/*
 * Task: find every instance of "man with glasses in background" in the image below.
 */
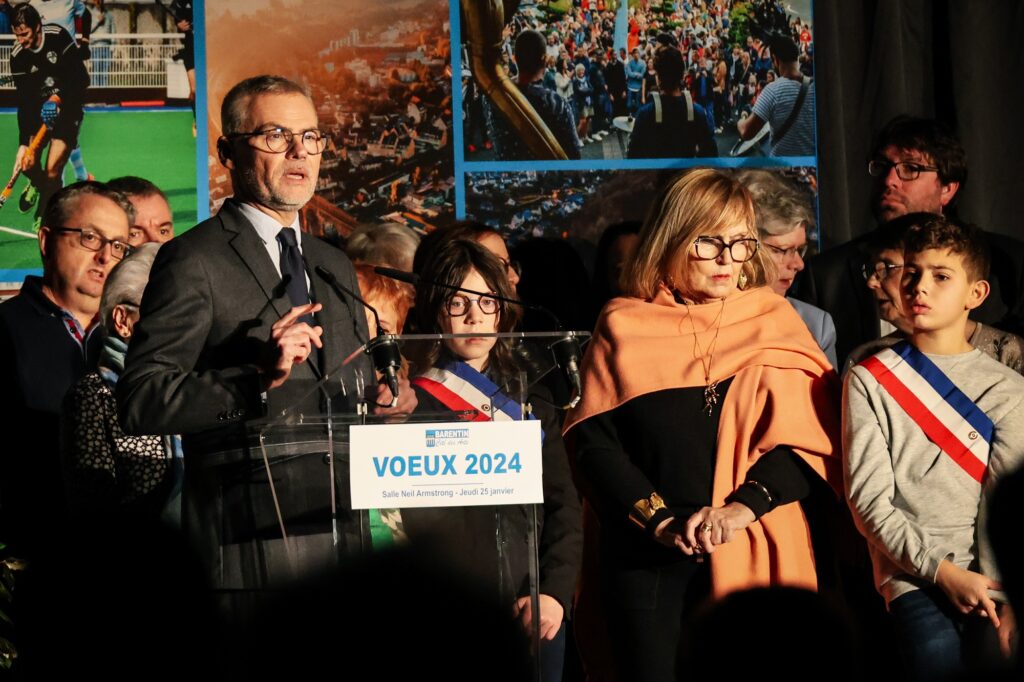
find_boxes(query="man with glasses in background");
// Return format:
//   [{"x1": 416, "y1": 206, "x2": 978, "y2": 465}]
[
  {"x1": 793, "y1": 115, "x2": 1024, "y2": 368},
  {"x1": 0, "y1": 181, "x2": 132, "y2": 559},
  {"x1": 118, "y1": 76, "x2": 413, "y2": 620}
]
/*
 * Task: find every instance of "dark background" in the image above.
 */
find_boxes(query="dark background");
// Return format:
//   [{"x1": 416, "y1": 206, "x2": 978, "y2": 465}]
[{"x1": 815, "y1": 0, "x2": 1024, "y2": 246}]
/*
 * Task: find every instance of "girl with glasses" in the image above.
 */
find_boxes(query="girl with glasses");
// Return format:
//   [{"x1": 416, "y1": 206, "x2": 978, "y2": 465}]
[{"x1": 405, "y1": 239, "x2": 582, "y2": 682}]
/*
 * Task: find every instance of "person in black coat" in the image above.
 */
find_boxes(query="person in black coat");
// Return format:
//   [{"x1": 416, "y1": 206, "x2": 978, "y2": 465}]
[
  {"x1": 604, "y1": 47, "x2": 628, "y2": 118},
  {"x1": 117, "y1": 76, "x2": 413, "y2": 615},
  {"x1": 405, "y1": 238, "x2": 582, "y2": 682}
]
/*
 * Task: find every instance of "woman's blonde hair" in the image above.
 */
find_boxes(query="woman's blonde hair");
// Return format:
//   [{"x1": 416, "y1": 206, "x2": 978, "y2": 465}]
[{"x1": 621, "y1": 168, "x2": 774, "y2": 299}]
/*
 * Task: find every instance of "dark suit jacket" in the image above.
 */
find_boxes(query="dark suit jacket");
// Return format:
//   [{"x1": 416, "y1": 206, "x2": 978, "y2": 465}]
[
  {"x1": 793, "y1": 228, "x2": 1024, "y2": 369},
  {"x1": 118, "y1": 200, "x2": 372, "y2": 590}
]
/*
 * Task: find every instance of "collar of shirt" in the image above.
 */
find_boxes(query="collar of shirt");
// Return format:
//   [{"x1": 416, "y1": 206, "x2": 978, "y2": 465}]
[
  {"x1": 20, "y1": 275, "x2": 98, "y2": 354},
  {"x1": 236, "y1": 201, "x2": 305, "y2": 281},
  {"x1": 58, "y1": 308, "x2": 101, "y2": 357}
]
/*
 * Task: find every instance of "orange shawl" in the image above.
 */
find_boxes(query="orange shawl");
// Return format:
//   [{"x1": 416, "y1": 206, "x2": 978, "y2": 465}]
[{"x1": 565, "y1": 285, "x2": 842, "y2": 596}]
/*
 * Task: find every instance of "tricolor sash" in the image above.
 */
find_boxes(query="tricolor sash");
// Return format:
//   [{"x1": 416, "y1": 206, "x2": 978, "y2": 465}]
[
  {"x1": 859, "y1": 341, "x2": 993, "y2": 483},
  {"x1": 412, "y1": 361, "x2": 541, "y2": 435}
]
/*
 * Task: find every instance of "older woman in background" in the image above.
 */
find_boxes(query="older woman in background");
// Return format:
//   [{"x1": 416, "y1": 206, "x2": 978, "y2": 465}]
[
  {"x1": 566, "y1": 169, "x2": 840, "y2": 682},
  {"x1": 735, "y1": 168, "x2": 837, "y2": 367},
  {"x1": 61, "y1": 243, "x2": 181, "y2": 521}
]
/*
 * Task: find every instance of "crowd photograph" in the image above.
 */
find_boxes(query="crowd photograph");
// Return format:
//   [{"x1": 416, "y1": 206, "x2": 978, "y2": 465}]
[
  {"x1": 1, "y1": 1, "x2": 1023, "y2": 681},
  {"x1": 461, "y1": 0, "x2": 815, "y2": 161}
]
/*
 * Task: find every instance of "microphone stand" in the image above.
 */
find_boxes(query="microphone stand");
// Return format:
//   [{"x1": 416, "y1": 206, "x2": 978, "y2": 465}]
[{"x1": 315, "y1": 265, "x2": 402, "y2": 408}]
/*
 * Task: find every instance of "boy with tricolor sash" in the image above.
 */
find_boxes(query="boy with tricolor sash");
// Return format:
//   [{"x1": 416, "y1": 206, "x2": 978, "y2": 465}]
[{"x1": 843, "y1": 215, "x2": 1024, "y2": 679}]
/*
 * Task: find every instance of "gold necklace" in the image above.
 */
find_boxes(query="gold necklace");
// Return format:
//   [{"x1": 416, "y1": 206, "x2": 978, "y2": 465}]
[{"x1": 684, "y1": 298, "x2": 726, "y2": 415}]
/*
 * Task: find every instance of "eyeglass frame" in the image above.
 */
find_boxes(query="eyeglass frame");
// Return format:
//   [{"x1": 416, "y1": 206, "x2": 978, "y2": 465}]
[
  {"x1": 867, "y1": 158, "x2": 940, "y2": 182},
  {"x1": 762, "y1": 241, "x2": 809, "y2": 260},
  {"x1": 50, "y1": 227, "x2": 132, "y2": 260},
  {"x1": 862, "y1": 260, "x2": 904, "y2": 281},
  {"x1": 692, "y1": 235, "x2": 760, "y2": 262},
  {"x1": 224, "y1": 126, "x2": 328, "y2": 155},
  {"x1": 445, "y1": 293, "x2": 501, "y2": 317}
]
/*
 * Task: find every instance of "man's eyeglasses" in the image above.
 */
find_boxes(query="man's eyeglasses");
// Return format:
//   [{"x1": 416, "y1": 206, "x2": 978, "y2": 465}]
[
  {"x1": 867, "y1": 159, "x2": 940, "y2": 182},
  {"x1": 226, "y1": 127, "x2": 328, "y2": 155},
  {"x1": 693, "y1": 236, "x2": 759, "y2": 262},
  {"x1": 53, "y1": 227, "x2": 131, "y2": 260},
  {"x1": 862, "y1": 261, "x2": 904, "y2": 281},
  {"x1": 445, "y1": 294, "x2": 500, "y2": 317},
  {"x1": 762, "y1": 242, "x2": 809, "y2": 260}
]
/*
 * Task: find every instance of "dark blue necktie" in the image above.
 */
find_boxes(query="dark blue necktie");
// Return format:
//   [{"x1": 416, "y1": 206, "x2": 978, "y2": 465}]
[{"x1": 276, "y1": 227, "x2": 314, "y2": 325}]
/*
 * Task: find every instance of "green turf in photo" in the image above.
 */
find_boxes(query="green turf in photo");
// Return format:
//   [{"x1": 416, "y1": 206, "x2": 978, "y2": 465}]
[{"x1": 0, "y1": 109, "x2": 197, "y2": 277}]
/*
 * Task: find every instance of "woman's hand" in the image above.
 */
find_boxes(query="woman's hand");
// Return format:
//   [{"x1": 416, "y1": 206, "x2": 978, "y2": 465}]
[
  {"x1": 683, "y1": 502, "x2": 756, "y2": 554},
  {"x1": 935, "y1": 560, "x2": 1001, "y2": 626},
  {"x1": 513, "y1": 594, "x2": 564, "y2": 641},
  {"x1": 653, "y1": 516, "x2": 691, "y2": 553}
]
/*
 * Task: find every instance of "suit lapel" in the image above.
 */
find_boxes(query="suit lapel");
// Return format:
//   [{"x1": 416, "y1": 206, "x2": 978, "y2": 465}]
[
  {"x1": 305, "y1": 236, "x2": 348, "y2": 377},
  {"x1": 221, "y1": 202, "x2": 293, "y2": 322}
]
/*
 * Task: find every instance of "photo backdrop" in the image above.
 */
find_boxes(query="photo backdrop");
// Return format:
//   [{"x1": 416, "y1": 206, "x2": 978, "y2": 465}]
[{"x1": 0, "y1": 0, "x2": 818, "y2": 288}]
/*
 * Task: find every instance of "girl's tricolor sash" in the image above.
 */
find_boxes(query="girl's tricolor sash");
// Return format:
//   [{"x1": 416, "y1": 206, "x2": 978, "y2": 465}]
[
  {"x1": 859, "y1": 341, "x2": 993, "y2": 483},
  {"x1": 412, "y1": 361, "x2": 539, "y2": 432}
]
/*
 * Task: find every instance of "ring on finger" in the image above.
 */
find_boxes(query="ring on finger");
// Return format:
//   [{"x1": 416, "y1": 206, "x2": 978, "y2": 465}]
[{"x1": 700, "y1": 521, "x2": 714, "y2": 534}]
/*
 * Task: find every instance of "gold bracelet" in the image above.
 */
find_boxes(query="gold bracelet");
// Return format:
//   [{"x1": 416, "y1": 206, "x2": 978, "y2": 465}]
[
  {"x1": 746, "y1": 479, "x2": 774, "y2": 506},
  {"x1": 629, "y1": 492, "x2": 667, "y2": 529}
]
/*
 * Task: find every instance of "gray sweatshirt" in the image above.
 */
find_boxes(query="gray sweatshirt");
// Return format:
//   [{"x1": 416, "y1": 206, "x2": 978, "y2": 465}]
[{"x1": 843, "y1": 347, "x2": 1024, "y2": 605}]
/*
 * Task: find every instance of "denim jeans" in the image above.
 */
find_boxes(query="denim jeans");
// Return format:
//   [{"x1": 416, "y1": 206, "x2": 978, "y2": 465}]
[
  {"x1": 626, "y1": 88, "x2": 641, "y2": 114},
  {"x1": 889, "y1": 587, "x2": 964, "y2": 681},
  {"x1": 538, "y1": 622, "x2": 566, "y2": 682}
]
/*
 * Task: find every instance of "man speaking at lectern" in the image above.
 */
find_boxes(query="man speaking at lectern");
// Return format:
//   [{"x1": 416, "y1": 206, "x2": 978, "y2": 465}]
[{"x1": 119, "y1": 75, "x2": 411, "y2": 609}]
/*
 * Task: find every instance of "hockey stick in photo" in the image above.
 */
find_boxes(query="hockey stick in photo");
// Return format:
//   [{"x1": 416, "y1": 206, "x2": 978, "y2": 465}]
[{"x1": 0, "y1": 122, "x2": 50, "y2": 210}]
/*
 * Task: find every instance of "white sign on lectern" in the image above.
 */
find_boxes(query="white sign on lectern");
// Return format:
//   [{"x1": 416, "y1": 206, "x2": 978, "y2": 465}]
[{"x1": 349, "y1": 420, "x2": 544, "y2": 509}]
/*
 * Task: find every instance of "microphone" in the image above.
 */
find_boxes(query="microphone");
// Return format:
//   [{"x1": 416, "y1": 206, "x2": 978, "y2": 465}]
[
  {"x1": 315, "y1": 265, "x2": 401, "y2": 407},
  {"x1": 373, "y1": 266, "x2": 585, "y2": 408},
  {"x1": 373, "y1": 266, "x2": 418, "y2": 285}
]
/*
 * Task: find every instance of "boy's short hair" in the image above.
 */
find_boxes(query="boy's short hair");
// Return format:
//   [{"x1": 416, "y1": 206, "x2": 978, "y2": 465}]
[
  {"x1": 902, "y1": 213, "x2": 990, "y2": 281},
  {"x1": 866, "y1": 211, "x2": 929, "y2": 259}
]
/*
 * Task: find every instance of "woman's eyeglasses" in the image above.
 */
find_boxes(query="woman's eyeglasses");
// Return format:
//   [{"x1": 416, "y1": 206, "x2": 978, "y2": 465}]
[{"x1": 692, "y1": 236, "x2": 759, "y2": 262}]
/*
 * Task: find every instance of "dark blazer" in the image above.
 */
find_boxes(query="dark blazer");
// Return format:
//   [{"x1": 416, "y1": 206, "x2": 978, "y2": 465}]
[
  {"x1": 118, "y1": 200, "x2": 372, "y2": 590},
  {"x1": 793, "y1": 228, "x2": 1024, "y2": 369}
]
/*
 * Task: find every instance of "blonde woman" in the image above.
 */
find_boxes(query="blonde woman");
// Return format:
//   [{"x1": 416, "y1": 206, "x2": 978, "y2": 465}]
[{"x1": 565, "y1": 169, "x2": 841, "y2": 681}]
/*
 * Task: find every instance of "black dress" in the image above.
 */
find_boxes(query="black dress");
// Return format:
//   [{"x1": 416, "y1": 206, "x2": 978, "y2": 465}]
[{"x1": 572, "y1": 377, "x2": 815, "y2": 682}]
